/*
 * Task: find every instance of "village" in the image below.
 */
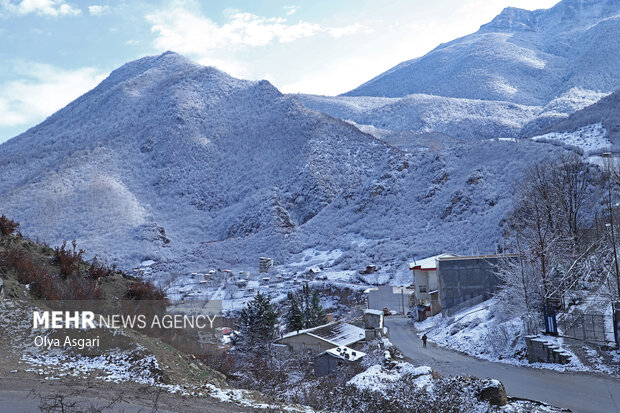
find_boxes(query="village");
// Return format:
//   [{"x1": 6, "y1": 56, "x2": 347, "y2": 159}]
[{"x1": 137, "y1": 250, "x2": 620, "y2": 378}]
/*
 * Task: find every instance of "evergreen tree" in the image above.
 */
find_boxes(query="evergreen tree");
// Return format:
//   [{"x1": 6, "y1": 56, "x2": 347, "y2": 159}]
[
  {"x1": 302, "y1": 283, "x2": 312, "y2": 327},
  {"x1": 285, "y1": 283, "x2": 326, "y2": 331},
  {"x1": 286, "y1": 291, "x2": 305, "y2": 332},
  {"x1": 309, "y1": 288, "x2": 326, "y2": 327},
  {"x1": 235, "y1": 292, "x2": 278, "y2": 353}
]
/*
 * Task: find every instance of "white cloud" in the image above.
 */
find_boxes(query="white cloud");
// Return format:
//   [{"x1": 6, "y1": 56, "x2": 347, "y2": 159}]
[
  {"x1": 0, "y1": 62, "x2": 105, "y2": 128},
  {"x1": 327, "y1": 23, "x2": 369, "y2": 38},
  {"x1": 283, "y1": 5, "x2": 298, "y2": 16},
  {"x1": 88, "y1": 4, "x2": 109, "y2": 16},
  {"x1": 146, "y1": 6, "x2": 364, "y2": 52},
  {"x1": 0, "y1": 0, "x2": 81, "y2": 17}
]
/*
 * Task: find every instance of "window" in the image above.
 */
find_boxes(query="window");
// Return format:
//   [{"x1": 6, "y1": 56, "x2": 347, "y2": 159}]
[{"x1": 419, "y1": 285, "x2": 427, "y2": 293}]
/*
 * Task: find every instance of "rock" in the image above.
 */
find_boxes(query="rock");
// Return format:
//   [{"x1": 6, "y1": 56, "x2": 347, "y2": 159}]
[{"x1": 478, "y1": 379, "x2": 507, "y2": 406}]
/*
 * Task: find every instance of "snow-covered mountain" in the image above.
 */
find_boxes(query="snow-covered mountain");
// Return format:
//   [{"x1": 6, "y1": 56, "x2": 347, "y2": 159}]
[
  {"x1": 346, "y1": 0, "x2": 620, "y2": 104},
  {"x1": 0, "y1": 52, "x2": 395, "y2": 265},
  {"x1": 0, "y1": 52, "x2": 571, "y2": 277},
  {"x1": 299, "y1": 0, "x2": 620, "y2": 141}
]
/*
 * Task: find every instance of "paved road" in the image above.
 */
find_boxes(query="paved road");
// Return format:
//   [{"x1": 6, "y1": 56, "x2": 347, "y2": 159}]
[{"x1": 385, "y1": 316, "x2": 620, "y2": 413}]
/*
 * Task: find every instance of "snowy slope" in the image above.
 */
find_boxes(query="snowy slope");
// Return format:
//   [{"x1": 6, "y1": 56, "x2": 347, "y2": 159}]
[
  {"x1": 536, "y1": 88, "x2": 620, "y2": 151},
  {"x1": 345, "y1": 0, "x2": 620, "y2": 105},
  {"x1": 0, "y1": 52, "x2": 395, "y2": 266},
  {"x1": 0, "y1": 52, "x2": 572, "y2": 281},
  {"x1": 168, "y1": 138, "x2": 568, "y2": 279},
  {"x1": 296, "y1": 0, "x2": 620, "y2": 141},
  {"x1": 296, "y1": 93, "x2": 542, "y2": 141},
  {"x1": 533, "y1": 122, "x2": 612, "y2": 153}
]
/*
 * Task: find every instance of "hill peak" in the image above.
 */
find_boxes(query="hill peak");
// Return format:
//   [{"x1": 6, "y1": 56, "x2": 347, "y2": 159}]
[{"x1": 479, "y1": 7, "x2": 537, "y2": 32}]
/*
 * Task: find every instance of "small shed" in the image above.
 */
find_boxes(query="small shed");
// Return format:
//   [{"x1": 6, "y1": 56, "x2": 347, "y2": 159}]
[
  {"x1": 305, "y1": 266, "x2": 322, "y2": 279},
  {"x1": 314, "y1": 346, "x2": 365, "y2": 377},
  {"x1": 364, "y1": 309, "x2": 384, "y2": 329},
  {"x1": 364, "y1": 309, "x2": 388, "y2": 340}
]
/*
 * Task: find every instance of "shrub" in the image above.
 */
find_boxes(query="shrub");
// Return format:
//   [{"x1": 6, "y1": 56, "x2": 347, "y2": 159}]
[
  {"x1": 67, "y1": 275, "x2": 103, "y2": 300},
  {"x1": 87, "y1": 257, "x2": 112, "y2": 280},
  {"x1": 124, "y1": 280, "x2": 165, "y2": 300},
  {"x1": 1, "y1": 247, "x2": 102, "y2": 300},
  {"x1": 0, "y1": 215, "x2": 19, "y2": 236},
  {"x1": 53, "y1": 240, "x2": 84, "y2": 277},
  {"x1": 0, "y1": 248, "x2": 57, "y2": 300}
]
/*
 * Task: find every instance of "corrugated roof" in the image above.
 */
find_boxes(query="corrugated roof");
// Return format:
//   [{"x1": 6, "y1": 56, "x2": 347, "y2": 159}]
[
  {"x1": 308, "y1": 322, "x2": 365, "y2": 347},
  {"x1": 324, "y1": 346, "x2": 365, "y2": 361},
  {"x1": 280, "y1": 322, "x2": 365, "y2": 347},
  {"x1": 436, "y1": 254, "x2": 518, "y2": 261}
]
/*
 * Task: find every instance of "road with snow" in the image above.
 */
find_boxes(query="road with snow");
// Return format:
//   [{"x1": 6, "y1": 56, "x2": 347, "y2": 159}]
[{"x1": 385, "y1": 316, "x2": 620, "y2": 413}]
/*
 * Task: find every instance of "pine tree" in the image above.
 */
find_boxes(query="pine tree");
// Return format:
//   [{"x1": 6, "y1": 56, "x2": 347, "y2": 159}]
[
  {"x1": 235, "y1": 292, "x2": 278, "y2": 353},
  {"x1": 286, "y1": 291, "x2": 304, "y2": 332},
  {"x1": 285, "y1": 283, "x2": 326, "y2": 332},
  {"x1": 309, "y1": 288, "x2": 326, "y2": 327}
]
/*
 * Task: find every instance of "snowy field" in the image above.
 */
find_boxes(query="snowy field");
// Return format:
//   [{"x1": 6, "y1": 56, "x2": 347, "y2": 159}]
[{"x1": 533, "y1": 123, "x2": 612, "y2": 153}]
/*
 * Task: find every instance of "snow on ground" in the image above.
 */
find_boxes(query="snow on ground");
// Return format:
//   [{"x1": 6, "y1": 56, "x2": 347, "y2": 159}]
[
  {"x1": 416, "y1": 297, "x2": 618, "y2": 375},
  {"x1": 533, "y1": 123, "x2": 611, "y2": 152},
  {"x1": 347, "y1": 363, "x2": 434, "y2": 393},
  {"x1": 22, "y1": 349, "x2": 163, "y2": 384}
]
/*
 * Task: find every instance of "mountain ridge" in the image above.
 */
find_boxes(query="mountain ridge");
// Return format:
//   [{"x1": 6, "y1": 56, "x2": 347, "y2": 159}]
[
  {"x1": 0, "y1": 52, "x2": 572, "y2": 278},
  {"x1": 344, "y1": 0, "x2": 620, "y2": 106}
]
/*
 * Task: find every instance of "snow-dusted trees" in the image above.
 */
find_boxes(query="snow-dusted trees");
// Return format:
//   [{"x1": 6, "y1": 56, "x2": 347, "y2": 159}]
[
  {"x1": 286, "y1": 283, "x2": 326, "y2": 332},
  {"x1": 499, "y1": 154, "x2": 601, "y2": 326},
  {"x1": 235, "y1": 292, "x2": 278, "y2": 354}
]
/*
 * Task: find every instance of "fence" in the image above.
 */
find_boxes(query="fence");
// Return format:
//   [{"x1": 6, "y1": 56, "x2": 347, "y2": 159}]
[{"x1": 557, "y1": 313, "x2": 613, "y2": 346}]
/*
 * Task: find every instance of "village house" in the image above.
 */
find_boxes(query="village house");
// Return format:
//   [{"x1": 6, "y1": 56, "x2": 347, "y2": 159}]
[
  {"x1": 410, "y1": 253, "x2": 517, "y2": 320},
  {"x1": 259, "y1": 257, "x2": 273, "y2": 273},
  {"x1": 276, "y1": 321, "x2": 365, "y2": 354},
  {"x1": 409, "y1": 253, "x2": 458, "y2": 319},
  {"x1": 314, "y1": 346, "x2": 366, "y2": 377}
]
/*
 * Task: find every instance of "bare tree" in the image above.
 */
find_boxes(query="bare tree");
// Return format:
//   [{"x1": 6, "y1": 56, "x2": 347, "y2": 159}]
[{"x1": 29, "y1": 389, "x2": 124, "y2": 413}]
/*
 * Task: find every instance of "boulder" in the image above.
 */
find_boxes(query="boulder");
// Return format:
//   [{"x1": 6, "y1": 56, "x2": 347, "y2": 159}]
[{"x1": 478, "y1": 379, "x2": 507, "y2": 406}]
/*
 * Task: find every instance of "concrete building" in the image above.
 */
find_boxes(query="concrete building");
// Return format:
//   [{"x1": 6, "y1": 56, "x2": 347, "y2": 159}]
[
  {"x1": 259, "y1": 257, "x2": 273, "y2": 273},
  {"x1": 410, "y1": 254, "x2": 516, "y2": 319},
  {"x1": 409, "y1": 253, "x2": 457, "y2": 319},
  {"x1": 438, "y1": 255, "x2": 516, "y2": 314},
  {"x1": 314, "y1": 346, "x2": 365, "y2": 377},
  {"x1": 276, "y1": 322, "x2": 365, "y2": 354},
  {"x1": 366, "y1": 285, "x2": 414, "y2": 315}
]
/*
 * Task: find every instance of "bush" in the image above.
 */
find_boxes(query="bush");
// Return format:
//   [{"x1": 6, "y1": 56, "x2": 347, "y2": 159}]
[
  {"x1": 124, "y1": 280, "x2": 165, "y2": 300},
  {"x1": 1, "y1": 248, "x2": 57, "y2": 299},
  {"x1": 0, "y1": 215, "x2": 19, "y2": 236},
  {"x1": 53, "y1": 240, "x2": 84, "y2": 277},
  {"x1": 87, "y1": 257, "x2": 112, "y2": 280},
  {"x1": 1, "y1": 247, "x2": 102, "y2": 300}
]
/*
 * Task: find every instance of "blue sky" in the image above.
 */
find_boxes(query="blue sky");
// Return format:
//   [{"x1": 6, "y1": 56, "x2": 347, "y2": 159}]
[{"x1": 0, "y1": 0, "x2": 560, "y2": 142}]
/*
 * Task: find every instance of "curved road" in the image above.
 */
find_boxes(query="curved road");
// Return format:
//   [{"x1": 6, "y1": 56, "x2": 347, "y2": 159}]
[{"x1": 385, "y1": 316, "x2": 620, "y2": 413}]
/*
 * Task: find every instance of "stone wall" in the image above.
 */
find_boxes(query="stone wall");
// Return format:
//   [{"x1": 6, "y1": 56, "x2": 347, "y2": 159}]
[{"x1": 525, "y1": 336, "x2": 571, "y2": 364}]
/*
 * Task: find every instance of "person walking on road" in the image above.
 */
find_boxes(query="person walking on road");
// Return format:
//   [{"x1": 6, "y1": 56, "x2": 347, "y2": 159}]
[{"x1": 422, "y1": 333, "x2": 428, "y2": 348}]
